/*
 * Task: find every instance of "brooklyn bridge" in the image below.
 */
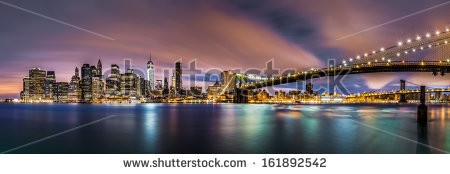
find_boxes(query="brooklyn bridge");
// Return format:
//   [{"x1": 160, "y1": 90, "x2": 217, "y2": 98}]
[{"x1": 228, "y1": 27, "x2": 450, "y2": 103}]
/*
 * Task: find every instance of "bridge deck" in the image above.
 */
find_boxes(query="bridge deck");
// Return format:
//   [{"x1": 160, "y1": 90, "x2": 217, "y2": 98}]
[{"x1": 242, "y1": 61, "x2": 450, "y2": 90}]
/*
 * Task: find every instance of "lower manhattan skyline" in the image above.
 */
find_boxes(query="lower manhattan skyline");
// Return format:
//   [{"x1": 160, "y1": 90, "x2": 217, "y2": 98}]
[{"x1": 2, "y1": 0, "x2": 450, "y2": 99}]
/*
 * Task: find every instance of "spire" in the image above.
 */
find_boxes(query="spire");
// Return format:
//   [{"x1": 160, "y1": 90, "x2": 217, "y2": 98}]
[
  {"x1": 214, "y1": 80, "x2": 220, "y2": 86},
  {"x1": 75, "y1": 67, "x2": 79, "y2": 77},
  {"x1": 147, "y1": 52, "x2": 153, "y2": 65}
]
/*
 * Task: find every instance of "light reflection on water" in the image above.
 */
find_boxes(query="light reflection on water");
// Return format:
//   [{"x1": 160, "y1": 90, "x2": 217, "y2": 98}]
[{"x1": 0, "y1": 103, "x2": 449, "y2": 154}]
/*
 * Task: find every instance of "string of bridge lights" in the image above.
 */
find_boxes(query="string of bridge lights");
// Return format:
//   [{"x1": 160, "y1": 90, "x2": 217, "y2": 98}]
[
  {"x1": 339, "y1": 27, "x2": 450, "y2": 67},
  {"x1": 243, "y1": 27, "x2": 450, "y2": 87}
]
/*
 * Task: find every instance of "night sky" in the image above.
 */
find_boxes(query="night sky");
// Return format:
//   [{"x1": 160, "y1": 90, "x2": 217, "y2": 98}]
[{"x1": 1, "y1": 0, "x2": 450, "y2": 98}]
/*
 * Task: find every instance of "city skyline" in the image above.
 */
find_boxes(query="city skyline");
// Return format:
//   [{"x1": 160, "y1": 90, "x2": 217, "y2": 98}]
[{"x1": 2, "y1": 0, "x2": 450, "y2": 99}]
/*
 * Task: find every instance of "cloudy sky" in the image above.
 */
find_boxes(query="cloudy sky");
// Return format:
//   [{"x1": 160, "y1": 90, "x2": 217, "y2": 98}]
[{"x1": 0, "y1": 0, "x2": 450, "y2": 98}]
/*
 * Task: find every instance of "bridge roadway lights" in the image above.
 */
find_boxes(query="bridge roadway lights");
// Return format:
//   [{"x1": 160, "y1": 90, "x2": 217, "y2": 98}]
[{"x1": 417, "y1": 86, "x2": 428, "y2": 123}]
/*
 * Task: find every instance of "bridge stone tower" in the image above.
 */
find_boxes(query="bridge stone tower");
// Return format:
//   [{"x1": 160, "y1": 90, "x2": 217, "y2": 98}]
[
  {"x1": 399, "y1": 80, "x2": 407, "y2": 103},
  {"x1": 233, "y1": 73, "x2": 249, "y2": 103}
]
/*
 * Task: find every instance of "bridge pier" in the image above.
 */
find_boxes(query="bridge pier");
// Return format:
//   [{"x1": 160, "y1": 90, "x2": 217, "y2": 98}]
[
  {"x1": 399, "y1": 80, "x2": 407, "y2": 103},
  {"x1": 233, "y1": 88, "x2": 248, "y2": 103},
  {"x1": 417, "y1": 86, "x2": 428, "y2": 123}
]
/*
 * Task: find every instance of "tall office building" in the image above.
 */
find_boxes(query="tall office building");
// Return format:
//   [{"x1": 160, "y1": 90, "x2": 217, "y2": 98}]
[
  {"x1": 106, "y1": 64, "x2": 121, "y2": 97},
  {"x1": 28, "y1": 68, "x2": 46, "y2": 100},
  {"x1": 81, "y1": 64, "x2": 93, "y2": 102},
  {"x1": 44, "y1": 71, "x2": 56, "y2": 100},
  {"x1": 163, "y1": 77, "x2": 169, "y2": 97},
  {"x1": 54, "y1": 82, "x2": 69, "y2": 102},
  {"x1": 91, "y1": 60, "x2": 104, "y2": 100},
  {"x1": 120, "y1": 69, "x2": 140, "y2": 97},
  {"x1": 147, "y1": 54, "x2": 154, "y2": 91},
  {"x1": 171, "y1": 73, "x2": 176, "y2": 97},
  {"x1": 175, "y1": 61, "x2": 182, "y2": 93},
  {"x1": 90, "y1": 65, "x2": 98, "y2": 77},
  {"x1": 21, "y1": 76, "x2": 30, "y2": 101},
  {"x1": 68, "y1": 67, "x2": 81, "y2": 102},
  {"x1": 92, "y1": 76, "x2": 103, "y2": 100},
  {"x1": 97, "y1": 59, "x2": 102, "y2": 78},
  {"x1": 140, "y1": 77, "x2": 148, "y2": 97},
  {"x1": 111, "y1": 64, "x2": 120, "y2": 77}
]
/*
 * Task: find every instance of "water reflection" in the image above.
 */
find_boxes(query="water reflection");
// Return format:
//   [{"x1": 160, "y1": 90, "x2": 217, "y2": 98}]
[
  {"x1": 0, "y1": 103, "x2": 449, "y2": 153},
  {"x1": 416, "y1": 123, "x2": 430, "y2": 154}
]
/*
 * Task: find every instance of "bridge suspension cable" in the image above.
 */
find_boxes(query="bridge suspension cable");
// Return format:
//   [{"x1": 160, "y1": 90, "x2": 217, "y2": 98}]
[
  {"x1": 405, "y1": 80, "x2": 449, "y2": 91},
  {"x1": 405, "y1": 80, "x2": 421, "y2": 87}
]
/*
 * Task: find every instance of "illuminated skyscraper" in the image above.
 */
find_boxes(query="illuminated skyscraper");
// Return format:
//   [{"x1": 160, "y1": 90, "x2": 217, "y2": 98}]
[
  {"x1": 147, "y1": 54, "x2": 154, "y2": 91},
  {"x1": 28, "y1": 68, "x2": 46, "y2": 100},
  {"x1": 106, "y1": 64, "x2": 121, "y2": 97},
  {"x1": 91, "y1": 59, "x2": 104, "y2": 100},
  {"x1": 120, "y1": 69, "x2": 140, "y2": 97},
  {"x1": 68, "y1": 67, "x2": 81, "y2": 102},
  {"x1": 44, "y1": 71, "x2": 56, "y2": 100},
  {"x1": 140, "y1": 77, "x2": 148, "y2": 97},
  {"x1": 54, "y1": 82, "x2": 69, "y2": 102},
  {"x1": 92, "y1": 76, "x2": 103, "y2": 100},
  {"x1": 171, "y1": 73, "x2": 176, "y2": 97},
  {"x1": 111, "y1": 64, "x2": 120, "y2": 77},
  {"x1": 20, "y1": 76, "x2": 30, "y2": 101},
  {"x1": 97, "y1": 59, "x2": 102, "y2": 78},
  {"x1": 163, "y1": 77, "x2": 169, "y2": 97},
  {"x1": 81, "y1": 64, "x2": 93, "y2": 102}
]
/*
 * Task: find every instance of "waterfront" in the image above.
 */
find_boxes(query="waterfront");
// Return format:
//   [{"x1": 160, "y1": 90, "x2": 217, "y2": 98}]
[{"x1": 0, "y1": 103, "x2": 449, "y2": 154}]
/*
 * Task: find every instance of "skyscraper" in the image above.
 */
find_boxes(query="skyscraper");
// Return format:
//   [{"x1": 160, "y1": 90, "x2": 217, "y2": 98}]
[
  {"x1": 120, "y1": 69, "x2": 140, "y2": 97},
  {"x1": 91, "y1": 59, "x2": 104, "y2": 100},
  {"x1": 147, "y1": 54, "x2": 154, "y2": 92},
  {"x1": 171, "y1": 73, "x2": 176, "y2": 97},
  {"x1": 68, "y1": 67, "x2": 81, "y2": 102},
  {"x1": 21, "y1": 76, "x2": 30, "y2": 101},
  {"x1": 54, "y1": 82, "x2": 69, "y2": 102},
  {"x1": 175, "y1": 61, "x2": 182, "y2": 93},
  {"x1": 97, "y1": 59, "x2": 102, "y2": 78},
  {"x1": 106, "y1": 64, "x2": 121, "y2": 97},
  {"x1": 92, "y1": 76, "x2": 103, "y2": 100},
  {"x1": 140, "y1": 77, "x2": 148, "y2": 97},
  {"x1": 81, "y1": 64, "x2": 93, "y2": 102},
  {"x1": 44, "y1": 71, "x2": 56, "y2": 100},
  {"x1": 90, "y1": 65, "x2": 98, "y2": 77},
  {"x1": 28, "y1": 68, "x2": 46, "y2": 100},
  {"x1": 75, "y1": 67, "x2": 79, "y2": 77},
  {"x1": 163, "y1": 77, "x2": 169, "y2": 97},
  {"x1": 111, "y1": 64, "x2": 120, "y2": 77}
]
